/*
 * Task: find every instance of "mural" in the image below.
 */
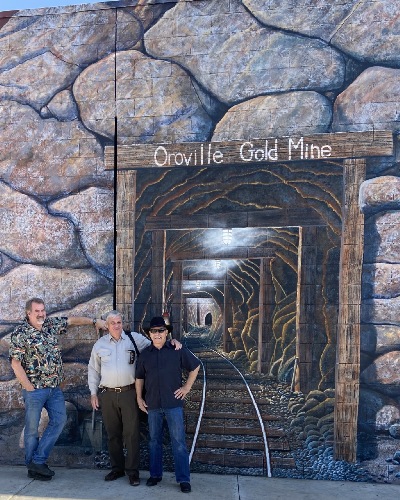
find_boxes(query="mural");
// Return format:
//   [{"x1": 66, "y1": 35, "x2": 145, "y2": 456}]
[{"x1": 0, "y1": 0, "x2": 400, "y2": 484}]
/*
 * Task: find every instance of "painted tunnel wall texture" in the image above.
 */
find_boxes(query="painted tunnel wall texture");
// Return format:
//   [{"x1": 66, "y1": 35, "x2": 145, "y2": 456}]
[{"x1": 0, "y1": 0, "x2": 400, "y2": 481}]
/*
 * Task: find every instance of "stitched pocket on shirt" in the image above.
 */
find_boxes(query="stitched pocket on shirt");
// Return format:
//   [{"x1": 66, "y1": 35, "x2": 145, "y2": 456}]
[{"x1": 98, "y1": 348, "x2": 112, "y2": 361}]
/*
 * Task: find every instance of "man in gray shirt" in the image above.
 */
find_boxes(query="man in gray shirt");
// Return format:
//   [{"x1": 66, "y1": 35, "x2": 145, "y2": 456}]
[{"x1": 88, "y1": 310, "x2": 180, "y2": 486}]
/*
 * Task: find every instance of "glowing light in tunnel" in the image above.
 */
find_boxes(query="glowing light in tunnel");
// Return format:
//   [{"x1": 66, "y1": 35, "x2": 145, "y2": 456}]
[{"x1": 222, "y1": 228, "x2": 232, "y2": 245}]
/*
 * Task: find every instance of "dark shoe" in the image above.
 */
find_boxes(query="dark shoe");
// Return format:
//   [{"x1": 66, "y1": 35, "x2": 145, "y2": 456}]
[
  {"x1": 128, "y1": 473, "x2": 140, "y2": 486},
  {"x1": 146, "y1": 476, "x2": 162, "y2": 486},
  {"x1": 180, "y1": 482, "x2": 191, "y2": 493},
  {"x1": 27, "y1": 462, "x2": 54, "y2": 478},
  {"x1": 28, "y1": 470, "x2": 52, "y2": 481},
  {"x1": 104, "y1": 470, "x2": 125, "y2": 481},
  {"x1": 43, "y1": 463, "x2": 55, "y2": 476}
]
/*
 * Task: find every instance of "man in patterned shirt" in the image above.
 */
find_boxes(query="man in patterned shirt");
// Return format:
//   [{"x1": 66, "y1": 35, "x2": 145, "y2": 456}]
[{"x1": 9, "y1": 297, "x2": 106, "y2": 481}]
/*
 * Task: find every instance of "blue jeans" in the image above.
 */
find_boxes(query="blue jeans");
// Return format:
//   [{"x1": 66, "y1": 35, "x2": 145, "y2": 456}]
[
  {"x1": 22, "y1": 387, "x2": 67, "y2": 465},
  {"x1": 148, "y1": 407, "x2": 190, "y2": 483}
]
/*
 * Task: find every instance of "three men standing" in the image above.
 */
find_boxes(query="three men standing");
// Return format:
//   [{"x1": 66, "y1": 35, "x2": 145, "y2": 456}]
[{"x1": 10, "y1": 301, "x2": 198, "y2": 491}]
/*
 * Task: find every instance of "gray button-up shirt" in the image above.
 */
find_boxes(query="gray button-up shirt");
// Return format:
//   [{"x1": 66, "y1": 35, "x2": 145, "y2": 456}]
[{"x1": 88, "y1": 331, "x2": 150, "y2": 395}]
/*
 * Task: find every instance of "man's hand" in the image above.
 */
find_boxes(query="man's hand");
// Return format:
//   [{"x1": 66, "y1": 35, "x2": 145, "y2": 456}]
[
  {"x1": 137, "y1": 396, "x2": 148, "y2": 414},
  {"x1": 95, "y1": 319, "x2": 107, "y2": 334},
  {"x1": 170, "y1": 338, "x2": 182, "y2": 350},
  {"x1": 174, "y1": 384, "x2": 191, "y2": 400},
  {"x1": 174, "y1": 365, "x2": 200, "y2": 399},
  {"x1": 11, "y1": 358, "x2": 35, "y2": 391},
  {"x1": 90, "y1": 394, "x2": 99, "y2": 410}
]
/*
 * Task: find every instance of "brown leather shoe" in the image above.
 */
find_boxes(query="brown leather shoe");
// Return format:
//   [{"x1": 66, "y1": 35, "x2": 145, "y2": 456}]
[
  {"x1": 128, "y1": 473, "x2": 140, "y2": 486},
  {"x1": 104, "y1": 470, "x2": 125, "y2": 481}
]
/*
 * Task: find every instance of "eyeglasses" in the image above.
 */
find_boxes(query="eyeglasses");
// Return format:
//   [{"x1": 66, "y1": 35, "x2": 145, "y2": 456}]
[{"x1": 149, "y1": 327, "x2": 167, "y2": 334}]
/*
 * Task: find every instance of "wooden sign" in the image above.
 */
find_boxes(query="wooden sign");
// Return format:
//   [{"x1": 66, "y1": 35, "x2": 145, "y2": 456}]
[{"x1": 104, "y1": 130, "x2": 393, "y2": 170}]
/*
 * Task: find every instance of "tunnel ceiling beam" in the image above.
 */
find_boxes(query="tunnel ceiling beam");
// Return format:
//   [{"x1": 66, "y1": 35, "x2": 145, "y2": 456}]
[
  {"x1": 145, "y1": 208, "x2": 326, "y2": 231},
  {"x1": 105, "y1": 130, "x2": 393, "y2": 170},
  {"x1": 170, "y1": 247, "x2": 276, "y2": 261}
]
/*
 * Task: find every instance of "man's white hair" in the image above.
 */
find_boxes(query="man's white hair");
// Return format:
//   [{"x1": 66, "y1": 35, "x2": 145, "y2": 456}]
[{"x1": 105, "y1": 310, "x2": 123, "y2": 322}]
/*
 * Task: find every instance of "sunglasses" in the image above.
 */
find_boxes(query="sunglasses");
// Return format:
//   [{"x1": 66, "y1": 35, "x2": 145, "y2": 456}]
[{"x1": 149, "y1": 327, "x2": 167, "y2": 334}]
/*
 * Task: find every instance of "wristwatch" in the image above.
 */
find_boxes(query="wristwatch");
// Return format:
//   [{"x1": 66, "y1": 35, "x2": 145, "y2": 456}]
[{"x1": 92, "y1": 318, "x2": 97, "y2": 326}]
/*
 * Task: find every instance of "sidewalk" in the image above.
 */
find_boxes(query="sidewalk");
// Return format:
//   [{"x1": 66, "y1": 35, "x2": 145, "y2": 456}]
[{"x1": 1, "y1": 466, "x2": 399, "y2": 500}]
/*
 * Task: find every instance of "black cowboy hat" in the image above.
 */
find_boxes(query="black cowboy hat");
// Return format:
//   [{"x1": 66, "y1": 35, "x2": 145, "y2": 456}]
[{"x1": 143, "y1": 316, "x2": 173, "y2": 334}]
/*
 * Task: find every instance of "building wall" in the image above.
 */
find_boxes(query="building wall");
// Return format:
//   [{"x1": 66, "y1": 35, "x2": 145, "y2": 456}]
[{"x1": 0, "y1": 0, "x2": 399, "y2": 479}]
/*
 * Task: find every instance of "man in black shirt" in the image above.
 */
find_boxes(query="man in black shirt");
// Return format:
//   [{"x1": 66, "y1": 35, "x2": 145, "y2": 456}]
[{"x1": 135, "y1": 317, "x2": 200, "y2": 493}]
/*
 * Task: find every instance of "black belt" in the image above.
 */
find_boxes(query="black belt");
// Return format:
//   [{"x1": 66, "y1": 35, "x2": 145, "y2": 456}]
[{"x1": 102, "y1": 384, "x2": 135, "y2": 393}]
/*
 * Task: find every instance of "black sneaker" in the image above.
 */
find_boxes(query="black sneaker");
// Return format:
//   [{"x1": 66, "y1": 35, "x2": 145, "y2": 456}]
[
  {"x1": 146, "y1": 476, "x2": 162, "y2": 486},
  {"x1": 43, "y1": 463, "x2": 55, "y2": 476},
  {"x1": 180, "y1": 482, "x2": 191, "y2": 493},
  {"x1": 28, "y1": 470, "x2": 52, "y2": 481},
  {"x1": 27, "y1": 462, "x2": 54, "y2": 477}
]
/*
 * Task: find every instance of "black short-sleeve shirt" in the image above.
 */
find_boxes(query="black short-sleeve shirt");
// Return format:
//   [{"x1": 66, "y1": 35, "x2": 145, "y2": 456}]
[{"x1": 135, "y1": 341, "x2": 200, "y2": 410}]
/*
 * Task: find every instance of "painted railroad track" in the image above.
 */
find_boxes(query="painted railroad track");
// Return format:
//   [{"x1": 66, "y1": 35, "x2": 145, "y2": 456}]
[{"x1": 184, "y1": 337, "x2": 296, "y2": 476}]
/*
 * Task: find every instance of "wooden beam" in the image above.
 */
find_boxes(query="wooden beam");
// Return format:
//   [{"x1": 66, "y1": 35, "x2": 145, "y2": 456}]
[
  {"x1": 171, "y1": 261, "x2": 183, "y2": 340},
  {"x1": 223, "y1": 281, "x2": 234, "y2": 352},
  {"x1": 150, "y1": 230, "x2": 166, "y2": 319},
  {"x1": 295, "y1": 226, "x2": 318, "y2": 393},
  {"x1": 116, "y1": 170, "x2": 136, "y2": 328},
  {"x1": 334, "y1": 158, "x2": 365, "y2": 463},
  {"x1": 182, "y1": 279, "x2": 226, "y2": 286},
  {"x1": 105, "y1": 131, "x2": 393, "y2": 169},
  {"x1": 170, "y1": 247, "x2": 276, "y2": 261},
  {"x1": 183, "y1": 272, "x2": 227, "y2": 281},
  {"x1": 258, "y1": 258, "x2": 275, "y2": 374},
  {"x1": 146, "y1": 208, "x2": 326, "y2": 231}
]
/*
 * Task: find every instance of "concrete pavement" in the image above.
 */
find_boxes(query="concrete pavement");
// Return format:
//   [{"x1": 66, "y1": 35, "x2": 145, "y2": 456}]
[{"x1": 0, "y1": 466, "x2": 399, "y2": 500}]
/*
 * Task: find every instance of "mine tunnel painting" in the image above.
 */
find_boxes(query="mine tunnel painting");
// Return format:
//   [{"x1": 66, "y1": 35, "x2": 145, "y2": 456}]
[{"x1": 112, "y1": 130, "x2": 398, "y2": 481}]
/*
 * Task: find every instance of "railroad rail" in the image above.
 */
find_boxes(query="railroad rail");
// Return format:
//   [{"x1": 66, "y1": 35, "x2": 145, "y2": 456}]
[{"x1": 184, "y1": 336, "x2": 296, "y2": 476}]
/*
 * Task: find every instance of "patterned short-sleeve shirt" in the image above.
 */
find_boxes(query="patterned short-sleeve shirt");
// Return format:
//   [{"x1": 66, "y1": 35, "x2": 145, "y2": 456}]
[{"x1": 9, "y1": 317, "x2": 68, "y2": 389}]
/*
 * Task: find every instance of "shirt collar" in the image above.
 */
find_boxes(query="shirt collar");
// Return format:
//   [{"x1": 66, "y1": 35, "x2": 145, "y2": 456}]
[
  {"x1": 107, "y1": 332, "x2": 125, "y2": 342},
  {"x1": 24, "y1": 318, "x2": 48, "y2": 332},
  {"x1": 149, "y1": 340, "x2": 173, "y2": 351}
]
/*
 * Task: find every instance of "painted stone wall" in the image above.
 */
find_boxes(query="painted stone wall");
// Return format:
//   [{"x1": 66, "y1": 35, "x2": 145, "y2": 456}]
[{"x1": 0, "y1": 0, "x2": 399, "y2": 480}]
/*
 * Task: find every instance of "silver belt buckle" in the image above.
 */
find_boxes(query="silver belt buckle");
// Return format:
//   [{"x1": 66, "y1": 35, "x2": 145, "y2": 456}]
[{"x1": 115, "y1": 387, "x2": 122, "y2": 392}]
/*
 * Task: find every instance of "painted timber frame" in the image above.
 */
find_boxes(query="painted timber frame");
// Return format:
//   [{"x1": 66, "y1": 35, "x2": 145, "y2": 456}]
[{"x1": 105, "y1": 130, "x2": 394, "y2": 463}]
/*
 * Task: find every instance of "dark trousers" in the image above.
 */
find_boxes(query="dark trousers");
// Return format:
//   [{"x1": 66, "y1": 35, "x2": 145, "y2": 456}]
[{"x1": 100, "y1": 388, "x2": 140, "y2": 475}]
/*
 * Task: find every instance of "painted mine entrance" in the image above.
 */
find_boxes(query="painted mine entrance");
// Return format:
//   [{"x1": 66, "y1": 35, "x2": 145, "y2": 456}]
[{"x1": 105, "y1": 130, "x2": 393, "y2": 468}]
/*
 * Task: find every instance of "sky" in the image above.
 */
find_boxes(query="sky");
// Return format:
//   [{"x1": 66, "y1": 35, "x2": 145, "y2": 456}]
[{"x1": 1, "y1": 0, "x2": 118, "y2": 11}]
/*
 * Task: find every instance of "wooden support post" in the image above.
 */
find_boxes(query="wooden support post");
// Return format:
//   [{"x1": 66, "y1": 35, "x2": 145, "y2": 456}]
[
  {"x1": 196, "y1": 300, "x2": 201, "y2": 326},
  {"x1": 295, "y1": 226, "x2": 318, "y2": 393},
  {"x1": 171, "y1": 261, "x2": 183, "y2": 340},
  {"x1": 116, "y1": 170, "x2": 136, "y2": 328},
  {"x1": 150, "y1": 230, "x2": 166, "y2": 319},
  {"x1": 257, "y1": 258, "x2": 274, "y2": 374},
  {"x1": 334, "y1": 158, "x2": 365, "y2": 462},
  {"x1": 183, "y1": 297, "x2": 188, "y2": 333},
  {"x1": 223, "y1": 280, "x2": 233, "y2": 352}
]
